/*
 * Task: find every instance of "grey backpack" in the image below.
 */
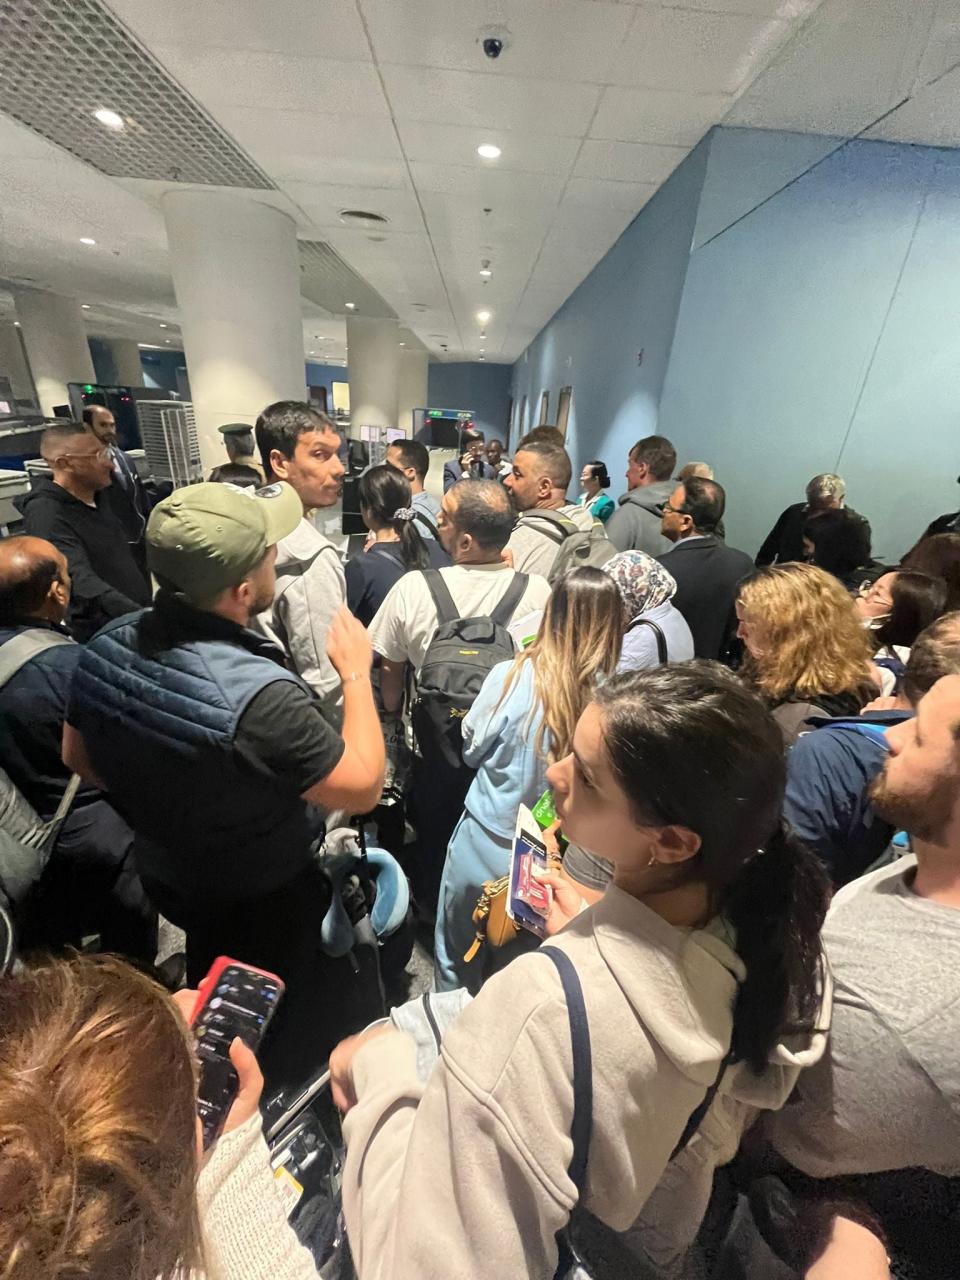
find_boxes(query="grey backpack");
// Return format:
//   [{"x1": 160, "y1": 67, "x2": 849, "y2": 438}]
[{"x1": 520, "y1": 510, "x2": 616, "y2": 584}]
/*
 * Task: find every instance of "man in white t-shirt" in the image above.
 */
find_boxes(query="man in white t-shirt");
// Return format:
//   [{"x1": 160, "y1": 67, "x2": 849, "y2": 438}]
[
  {"x1": 370, "y1": 479, "x2": 550, "y2": 910},
  {"x1": 503, "y1": 438, "x2": 595, "y2": 578}
]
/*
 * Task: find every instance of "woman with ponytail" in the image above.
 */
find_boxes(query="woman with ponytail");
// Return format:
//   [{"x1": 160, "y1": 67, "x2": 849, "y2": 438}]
[
  {"x1": 330, "y1": 663, "x2": 830, "y2": 1280},
  {"x1": 345, "y1": 464, "x2": 448, "y2": 625}
]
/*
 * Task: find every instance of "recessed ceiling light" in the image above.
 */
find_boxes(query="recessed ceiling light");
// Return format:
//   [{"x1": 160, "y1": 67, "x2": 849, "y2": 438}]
[
  {"x1": 479, "y1": 267, "x2": 492, "y2": 278},
  {"x1": 81, "y1": 303, "x2": 91, "y2": 310},
  {"x1": 13, "y1": 321, "x2": 21, "y2": 328},
  {"x1": 93, "y1": 108, "x2": 125, "y2": 131},
  {"x1": 80, "y1": 237, "x2": 96, "y2": 246},
  {"x1": 399, "y1": 342, "x2": 406, "y2": 347},
  {"x1": 345, "y1": 302, "x2": 356, "y2": 310},
  {"x1": 478, "y1": 355, "x2": 486, "y2": 361},
  {"x1": 480, "y1": 331, "x2": 487, "y2": 339},
  {"x1": 477, "y1": 144, "x2": 501, "y2": 160},
  {"x1": 159, "y1": 323, "x2": 168, "y2": 329},
  {"x1": 476, "y1": 310, "x2": 491, "y2": 324},
  {"x1": 309, "y1": 350, "x2": 316, "y2": 355},
  {"x1": 164, "y1": 339, "x2": 172, "y2": 345}
]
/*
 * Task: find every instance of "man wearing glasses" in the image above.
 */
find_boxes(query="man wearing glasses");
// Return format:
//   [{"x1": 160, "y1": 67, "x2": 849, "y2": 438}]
[{"x1": 18, "y1": 423, "x2": 151, "y2": 641}]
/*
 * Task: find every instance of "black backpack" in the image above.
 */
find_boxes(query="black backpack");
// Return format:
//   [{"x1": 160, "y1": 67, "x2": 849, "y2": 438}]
[{"x1": 412, "y1": 568, "x2": 529, "y2": 773}]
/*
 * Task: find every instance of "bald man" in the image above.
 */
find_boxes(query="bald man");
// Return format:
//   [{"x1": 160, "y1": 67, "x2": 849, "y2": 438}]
[
  {"x1": 83, "y1": 405, "x2": 150, "y2": 574},
  {"x1": 18, "y1": 423, "x2": 150, "y2": 641},
  {"x1": 0, "y1": 535, "x2": 154, "y2": 959}
]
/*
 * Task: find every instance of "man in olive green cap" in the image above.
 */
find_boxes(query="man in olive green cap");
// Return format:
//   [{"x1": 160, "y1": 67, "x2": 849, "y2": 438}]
[{"x1": 64, "y1": 480, "x2": 386, "y2": 1087}]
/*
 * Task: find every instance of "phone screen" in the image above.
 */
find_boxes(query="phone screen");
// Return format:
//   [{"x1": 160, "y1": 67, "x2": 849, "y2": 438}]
[{"x1": 193, "y1": 961, "x2": 283, "y2": 1148}]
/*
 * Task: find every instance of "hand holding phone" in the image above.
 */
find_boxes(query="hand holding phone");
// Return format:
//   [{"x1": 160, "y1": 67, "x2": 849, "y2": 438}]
[{"x1": 189, "y1": 957, "x2": 284, "y2": 1149}]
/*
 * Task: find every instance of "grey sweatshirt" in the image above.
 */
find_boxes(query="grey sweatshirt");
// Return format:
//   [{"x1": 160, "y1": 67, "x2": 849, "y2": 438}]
[
  {"x1": 341, "y1": 885, "x2": 829, "y2": 1278},
  {"x1": 605, "y1": 480, "x2": 675, "y2": 556}
]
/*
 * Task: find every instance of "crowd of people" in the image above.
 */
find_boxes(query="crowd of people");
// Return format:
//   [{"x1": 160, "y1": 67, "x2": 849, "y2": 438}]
[{"x1": 1, "y1": 402, "x2": 959, "y2": 1279}]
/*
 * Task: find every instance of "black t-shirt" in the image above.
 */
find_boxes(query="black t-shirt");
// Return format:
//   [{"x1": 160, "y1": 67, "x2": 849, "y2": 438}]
[
  {"x1": 345, "y1": 540, "x2": 450, "y2": 627},
  {"x1": 234, "y1": 679, "x2": 344, "y2": 794}
]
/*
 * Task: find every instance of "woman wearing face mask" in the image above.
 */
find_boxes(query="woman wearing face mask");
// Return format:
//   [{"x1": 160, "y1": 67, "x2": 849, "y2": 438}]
[
  {"x1": 330, "y1": 663, "x2": 829, "y2": 1280},
  {"x1": 577, "y1": 460, "x2": 616, "y2": 524},
  {"x1": 602, "y1": 549, "x2": 695, "y2": 671},
  {"x1": 855, "y1": 569, "x2": 947, "y2": 695}
]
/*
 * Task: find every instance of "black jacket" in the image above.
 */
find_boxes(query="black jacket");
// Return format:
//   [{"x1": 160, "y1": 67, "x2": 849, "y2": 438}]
[
  {"x1": 657, "y1": 535, "x2": 754, "y2": 660},
  {"x1": 100, "y1": 446, "x2": 150, "y2": 571},
  {"x1": 17, "y1": 480, "x2": 151, "y2": 642}
]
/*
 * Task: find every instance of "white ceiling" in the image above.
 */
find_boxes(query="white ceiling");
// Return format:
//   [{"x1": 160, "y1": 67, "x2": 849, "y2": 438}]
[{"x1": 1, "y1": 0, "x2": 958, "y2": 367}]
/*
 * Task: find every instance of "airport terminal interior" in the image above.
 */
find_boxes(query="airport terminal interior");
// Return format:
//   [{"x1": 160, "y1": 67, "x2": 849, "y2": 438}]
[{"x1": 1, "y1": 1, "x2": 960, "y2": 1278}]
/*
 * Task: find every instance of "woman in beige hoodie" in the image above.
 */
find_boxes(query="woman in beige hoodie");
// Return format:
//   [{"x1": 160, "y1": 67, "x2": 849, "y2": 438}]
[{"x1": 331, "y1": 663, "x2": 831, "y2": 1278}]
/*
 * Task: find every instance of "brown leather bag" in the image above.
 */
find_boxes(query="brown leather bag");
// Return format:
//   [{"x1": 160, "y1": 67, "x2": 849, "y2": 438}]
[{"x1": 463, "y1": 875, "x2": 517, "y2": 963}]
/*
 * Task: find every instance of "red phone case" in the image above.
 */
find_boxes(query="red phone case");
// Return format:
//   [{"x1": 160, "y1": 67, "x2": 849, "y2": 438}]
[{"x1": 189, "y1": 955, "x2": 285, "y2": 1025}]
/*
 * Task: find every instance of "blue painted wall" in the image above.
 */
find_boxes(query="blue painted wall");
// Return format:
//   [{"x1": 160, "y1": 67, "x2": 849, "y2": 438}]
[
  {"x1": 510, "y1": 136, "x2": 710, "y2": 486},
  {"x1": 427, "y1": 361, "x2": 512, "y2": 440},
  {"x1": 305, "y1": 360, "x2": 348, "y2": 404},
  {"x1": 140, "y1": 350, "x2": 187, "y2": 394},
  {"x1": 659, "y1": 129, "x2": 960, "y2": 561}
]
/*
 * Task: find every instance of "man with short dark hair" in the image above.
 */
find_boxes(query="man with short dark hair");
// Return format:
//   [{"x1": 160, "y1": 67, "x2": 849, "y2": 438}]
[
  {"x1": 443, "y1": 429, "x2": 496, "y2": 492},
  {"x1": 769, "y1": 672, "x2": 960, "y2": 1274},
  {"x1": 386, "y1": 438, "x2": 441, "y2": 539},
  {"x1": 503, "y1": 438, "x2": 595, "y2": 577},
  {"x1": 83, "y1": 405, "x2": 150, "y2": 575},
  {"x1": 657, "y1": 477, "x2": 753, "y2": 659},
  {"x1": 254, "y1": 400, "x2": 346, "y2": 717},
  {"x1": 0, "y1": 535, "x2": 155, "y2": 959},
  {"x1": 64, "y1": 482, "x2": 385, "y2": 1087},
  {"x1": 19, "y1": 424, "x2": 151, "y2": 642},
  {"x1": 606, "y1": 434, "x2": 677, "y2": 556},
  {"x1": 756, "y1": 472, "x2": 851, "y2": 567},
  {"x1": 370, "y1": 479, "x2": 550, "y2": 908},
  {"x1": 785, "y1": 612, "x2": 960, "y2": 885},
  {"x1": 485, "y1": 438, "x2": 511, "y2": 480}
]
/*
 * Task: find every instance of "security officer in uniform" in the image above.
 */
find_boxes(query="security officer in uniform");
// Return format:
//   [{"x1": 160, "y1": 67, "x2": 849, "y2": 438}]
[{"x1": 217, "y1": 423, "x2": 265, "y2": 482}]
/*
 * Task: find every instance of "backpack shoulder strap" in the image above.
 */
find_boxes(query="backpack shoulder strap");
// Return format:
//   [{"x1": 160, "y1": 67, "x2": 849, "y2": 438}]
[
  {"x1": 420, "y1": 569, "x2": 460, "y2": 627},
  {"x1": 626, "y1": 617, "x2": 668, "y2": 664},
  {"x1": 521, "y1": 509, "x2": 573, "y2": 544},
  {"x1": 0, "y1": 629, "x2": 74, "y2": 691},
  {"x1": 541, "y1": 947, "x2": 592, "y2": 1196},
  {"x1": 489, "y1": 573, "x2": 530, "y2": 628},
  {"x1": 670, "y1": 1050, "x2": 733, "y2": 1160},
  {"x1": 413, "y1": 510, "x2": 440, "y2": 540}
]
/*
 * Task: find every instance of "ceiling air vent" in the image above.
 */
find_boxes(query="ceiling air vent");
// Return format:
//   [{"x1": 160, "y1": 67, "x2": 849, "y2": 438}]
[{"x1": 339, "y1": 210, "x2": 390, "y2": 229}]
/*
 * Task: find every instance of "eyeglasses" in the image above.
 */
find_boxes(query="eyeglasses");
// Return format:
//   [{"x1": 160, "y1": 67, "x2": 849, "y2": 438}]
[{"x1": 660, "y1": 502, "x2": 683, "y2": 515}]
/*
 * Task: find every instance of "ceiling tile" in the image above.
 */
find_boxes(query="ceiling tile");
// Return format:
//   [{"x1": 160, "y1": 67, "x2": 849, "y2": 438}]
[
  {"x1": 639, "y1": 0, "x2": 820, "y2": 14},
  {"x1": 563, "y1": 176, "x2": 658, "y2": 211},
  {"x1": 105, "y1": 0, "x2": 372, "y2": 61},
  {"x1": 553, "y1": 198, "x2": 639, "y2": 241},
  {"x1": 591, "y1": 86, "x2": 730, "y2": 144},
  {"x1": 362, "y1": 0, "x2": 634, "y2": 82},
  {"x1": 865, "y1": 67, "x2": 960, "y2": 147},
  {"x1": 607, "y1": 9, "x2": 791, "y2": 94},
  {"x1": 214, "y1": 108, "x2": 405, "y2": 188},
  {"x1": 396, "y1": 120, "x2": 579, "y2": 177},
  {"x1": 149, "y1": 46, "x2": 389, "y2": 116},
  {"x1": 574, "y1": 139, "x2": 688, "y2": 183},
  {"x1": 412, "y1": 163, "x2": 564, "y2": 204},
  {"x1": 382, "y1": 65, "x2": 600, "y2": 135}
]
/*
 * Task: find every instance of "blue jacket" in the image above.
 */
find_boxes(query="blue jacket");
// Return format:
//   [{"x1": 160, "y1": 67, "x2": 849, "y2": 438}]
[
  {"x1": 784, "y1": 710, "x2": 910, "y2": 886},
  {"x1": 67, "y1": 593, "x2": 316, "y2": 901}
]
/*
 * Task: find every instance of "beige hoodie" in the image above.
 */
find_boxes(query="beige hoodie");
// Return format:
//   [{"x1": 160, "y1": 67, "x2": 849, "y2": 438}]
[{"x1": 342, "y1": 885, "x2": 829, "y2": 1279}]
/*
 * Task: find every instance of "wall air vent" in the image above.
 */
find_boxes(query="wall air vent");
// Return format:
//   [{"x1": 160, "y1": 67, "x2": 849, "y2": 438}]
[{"x1": 0, "y1": 0, "x2": 274, "y2": 188}]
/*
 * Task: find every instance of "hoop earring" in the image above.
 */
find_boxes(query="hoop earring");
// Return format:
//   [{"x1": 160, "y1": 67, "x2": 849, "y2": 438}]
[{"x1": 647, "y1": 853, "x2": 658, "y2": 868}]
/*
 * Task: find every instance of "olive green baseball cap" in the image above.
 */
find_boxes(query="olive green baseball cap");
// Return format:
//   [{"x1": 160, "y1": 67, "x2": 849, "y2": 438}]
[{"x1": 147, "y1": 481, "x2": 302, "y2": 602}]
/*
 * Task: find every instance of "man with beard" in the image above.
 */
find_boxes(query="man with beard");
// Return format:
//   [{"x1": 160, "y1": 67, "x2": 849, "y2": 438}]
[
  {"x1": 768, "y1": 670, "x2": 960, "y2": 1273},
  {"x1": 63, "y1": 482, "x2": 385, "y2": 1088}
]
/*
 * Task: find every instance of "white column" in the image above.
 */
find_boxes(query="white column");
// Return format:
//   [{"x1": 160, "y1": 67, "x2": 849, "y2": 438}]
[
  {"x1": 347, "y1": 315, "x2": 400, "y2": 430},
  {"x1": 397, "y1": 348, "x2": 428, "y2": 437},
  {"x1": 101, "y1": 337, "x2": 144, "y2": 386},
  {"x1": 0, "y1": 321, "x2": 36, "y2": 405},
  {"x1": 161, "y1": 191, "x2": 306, "y2": 470},
  {"x1": 12, "y1": 288, "x2": 96, "y2": 416}
]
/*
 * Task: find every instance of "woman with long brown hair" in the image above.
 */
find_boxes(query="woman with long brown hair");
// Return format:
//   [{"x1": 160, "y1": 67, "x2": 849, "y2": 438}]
[
  {"x1": 433, "y1": 566, "x2": 623, "y2": 992},
  {"x1": 736, "y1": 562, "x2": 878, "y2": 743}
]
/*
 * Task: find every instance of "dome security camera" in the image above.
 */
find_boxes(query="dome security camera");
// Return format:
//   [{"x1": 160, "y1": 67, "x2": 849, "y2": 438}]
[{"x1": 482, "y1": 35, "x2": 504, "y2": 58}]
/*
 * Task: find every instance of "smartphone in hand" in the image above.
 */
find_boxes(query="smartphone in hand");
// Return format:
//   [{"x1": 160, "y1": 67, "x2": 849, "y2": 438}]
[{"x1": 189, "y1": 957, "x2": 284, "y2": 1149}]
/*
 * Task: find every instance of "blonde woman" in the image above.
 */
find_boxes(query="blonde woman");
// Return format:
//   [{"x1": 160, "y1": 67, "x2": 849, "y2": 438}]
[
  {"x1": 434, "y1": 567, "x2": 623, "y2": 991},
  {"x1": 736, "y1": 562, "x2": 878, "y2": 744}
]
